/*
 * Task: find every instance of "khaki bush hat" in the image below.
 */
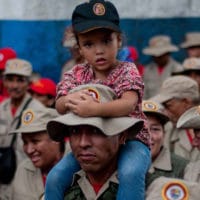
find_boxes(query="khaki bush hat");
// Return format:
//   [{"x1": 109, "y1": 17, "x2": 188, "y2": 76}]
[
  {"x1": 142, "y1": 100, "x2": 169, "y2": 125},
  {"x1": 47, "y1": 84, "x2": 144, "y2": 141},
  {"x1": 146, "y1": 177, "x2": 200, "y2": 200},
  {"x1": 10, "y1": 107, "x2": 59, "y2": 134},
  {"x1": 4, "y1": 58, "x2": 32, "y2": 77},
  {"x1": 142, "y1": 35, "x2": 178, "y2": 57},
  {"x1": 173, "y1": 57, "x2": 200, "y2": 75},
  {"x1": 177, "y1": 105, "x2": 200, "y2": 129},
  {"x1": 180, "y1": 32, "x2": 200, "y2": 48},
  {"x1": 153, "y1": 75, "x2": 199, "y2": 103}
]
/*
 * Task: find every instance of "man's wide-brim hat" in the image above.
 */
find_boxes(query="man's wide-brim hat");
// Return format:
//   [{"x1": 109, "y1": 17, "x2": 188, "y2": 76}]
[
  {"x1": 177, "y1": 105, "x2": 200, "y2": 129},
  {"x1": 47, "y1": 84, "x2": 144, "y2": 141},
  {"x1": 180, "y1": 32, "x2": 200, "y2": 48},
  {"x1": 143, "y1": 35, "x2": 178, "y2": 57}
]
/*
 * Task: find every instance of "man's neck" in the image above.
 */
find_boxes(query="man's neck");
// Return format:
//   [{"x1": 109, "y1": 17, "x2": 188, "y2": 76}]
[
  {"x1": 11, "y1": 95, "x2": 25, "y2": 108},
  {"x1": 86, "y1": 162, "x2": 117, "y2": 185}
]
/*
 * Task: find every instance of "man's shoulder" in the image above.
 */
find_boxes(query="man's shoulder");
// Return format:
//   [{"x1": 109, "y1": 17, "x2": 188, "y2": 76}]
[
  {"x1": 64, "y1": 171, "x2": 118, "y2": 200},
  {"x1": 64, "y1": 182, "x2": 118, "y2": 200}
]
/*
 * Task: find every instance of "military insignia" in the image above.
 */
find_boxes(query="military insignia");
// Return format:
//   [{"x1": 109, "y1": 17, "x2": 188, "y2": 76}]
[
  {"x1": 185, "y1": 59, "x2": 196, "y2": 69},
  {"x1": 22, "y1": 110, "x2": 34, "y2": 125},
  {"x1": 162, "y1": 181, "x2": 189, "y2": 200},
  {"x1": 93, "y1": 3, "x2": 105, "y2": 16},
  {"x1": 87, "y1": 87, "x2": 100, "y2": 101},
  {"x1": 143, "y1": 101, "x2": 158, "y2": 112}
]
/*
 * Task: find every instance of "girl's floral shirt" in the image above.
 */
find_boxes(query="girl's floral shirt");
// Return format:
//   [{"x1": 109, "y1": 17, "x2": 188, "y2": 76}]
[{"x1": 57, "y1": 61, "x2": 150, "y2": 146}]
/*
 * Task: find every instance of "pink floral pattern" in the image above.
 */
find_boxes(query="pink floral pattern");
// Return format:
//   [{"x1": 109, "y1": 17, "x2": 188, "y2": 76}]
[{"x1": 57, "y1": 61, "x2": 150, "y2": 146}]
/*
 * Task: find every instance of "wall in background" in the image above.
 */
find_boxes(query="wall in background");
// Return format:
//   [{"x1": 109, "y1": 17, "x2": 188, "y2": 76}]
[{"x1": 1, "y1": 0, "x2": 200, "y2": 82}]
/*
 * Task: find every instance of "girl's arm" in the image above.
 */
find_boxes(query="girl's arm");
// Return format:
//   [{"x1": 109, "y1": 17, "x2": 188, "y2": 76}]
[
  {"x1": 55, "y1": 90, "x2": 89, "y2": 114},
  {"x1": 67, "y1": 90, "x2": 138, "y2": 117}
]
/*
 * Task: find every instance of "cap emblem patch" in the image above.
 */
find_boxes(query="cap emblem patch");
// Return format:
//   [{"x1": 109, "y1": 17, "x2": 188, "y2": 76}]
[
  {"x1": 93, "y1": 3, "x2": 105, "y2": 16},
  {"x1": 22, "y1": 110, "x2": 34, "y2": 125},
  {"x1": 87, "y1": 87, "x2": 100, "y2": 101},
  {"x1": 143, "y1": 101, "x2": 158, "y2": 112},
  {"x1": 162, "y1": 181, "x2": 189, "y2": 200}
]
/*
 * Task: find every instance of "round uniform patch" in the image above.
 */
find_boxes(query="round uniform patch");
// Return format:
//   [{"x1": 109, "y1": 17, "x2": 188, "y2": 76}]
[
  {"x1": 162, "y1": 181, "x2": 189, "y2": 200},
  {"x1": 93, "y1": 3, "x2": 106, "y2": 16},
  {"x1": 22, "y1": 110, "x2": 34, "y2": 125},
  {"x1": 184, "y1": 59, "x2": 196, "y2": 69},
  {"x1": 143, "y1": 101, "x2": 158, "y2": 112},
  {"x1": 87, "y1": 88, "x2": 100, "y2": 101}
]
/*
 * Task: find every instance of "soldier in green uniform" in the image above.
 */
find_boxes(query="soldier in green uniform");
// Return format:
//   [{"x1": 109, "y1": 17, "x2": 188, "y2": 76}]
[
  {"x1": 47, "y1": 84, "x2": 144, "y2": 200},
  {"x1": 142, "y1": 100, "x2": 189, "y2": 188}
]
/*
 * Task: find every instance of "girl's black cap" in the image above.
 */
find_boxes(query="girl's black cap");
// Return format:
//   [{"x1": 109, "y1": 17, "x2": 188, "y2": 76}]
[{"x1": 72, "y1": 0, "x2": 120, "y2": 33}]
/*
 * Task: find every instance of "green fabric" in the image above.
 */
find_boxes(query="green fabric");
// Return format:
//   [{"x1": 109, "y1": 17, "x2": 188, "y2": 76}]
[
  {"x1": 64, "y1": 182, "x2": 118, "y2": 200},
  {"x1": 146, "y1": 153, "x2": 189, "y2": 188}
]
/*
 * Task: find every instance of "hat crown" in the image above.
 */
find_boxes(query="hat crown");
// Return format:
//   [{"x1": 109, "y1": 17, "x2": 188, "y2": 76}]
[
  {"x1": 72, "y1": 0, "x2": 120, "y2": 33},
  {"x1": 149, "y1": 36, "x2": 171, "y2": 48},
  {"x1": 30, "y1": 78, "x2": 56, "y2": 97},
  {"x1": 4, "y1": 58, "x2": 32, "y2": 77},
  {"x1": 142, "y1": 100, "x2": 169, "y2": 124},
  {"x1": 182, "y1": 57, "x2": 200, "y2": 69},
  {"x1": 19, "y1": 108, "x2": 59, "y2": 133},
  {"x1": 161, "y1": 75, "x2": 199, "y2": 100},
  {"x1": 142, "y1": 100, "x2": 164, "y2": 113},
  {"x1": 143, "y1": 35, "x2": 178, "y2": 56},
  {"x1": 186, "y1": 32, "x2": 200, "y2": 41},
  {"x1": 181, "y1": 32, "x2": 200, "y2": 48},
  {"x1": 0, "y1": 48, "x2": 17, "y2": 70},
  {"x1": 69, "y1": 84, "x2": 117, "y2": 102},
  {"x1": 163, "y1": 75, "x2": 197, "y2": 90}
]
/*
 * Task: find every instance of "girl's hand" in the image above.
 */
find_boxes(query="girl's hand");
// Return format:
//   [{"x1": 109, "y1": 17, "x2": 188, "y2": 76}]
[{"x1": 67, "y1": 92, "x2": 99, "y2": 117}]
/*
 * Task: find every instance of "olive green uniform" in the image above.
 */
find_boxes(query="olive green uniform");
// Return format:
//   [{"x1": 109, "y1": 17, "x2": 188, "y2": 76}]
[
  {"x1": 146, "y1": 147, "x2": 188, "y2": 188},
  {"x1": 64, "y1": 171, "x2": 118, "y2": 200}
]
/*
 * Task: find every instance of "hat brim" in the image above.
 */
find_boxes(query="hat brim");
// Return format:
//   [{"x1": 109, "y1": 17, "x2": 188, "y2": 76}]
[
  {"x1": 177, "y1": 106, "x2": 200, "y2": 129},
  {"x1": 4, "y1": 71, "x2": 30, "y2": 77},
  {"x1": 9, "y1": 124, "x2": 47, "y2": 134},
  {"x1": 144, "y1": 112, "x2": 169, "y2": 125},
  {"x1": 152, "y1": 93, "x2": 173, "y2": 104},
  {"x1": 143, "y1": 46, "x2": 178, "y2": 56},
  {"x1": 180, "y1": 42, "x2": 200, "y2": 48},
  {"x1": 47, "y1": 113, "x2": 144, "y2": 141},
  {"x1": 172, "y1": 69, "x2": 200, "y2": 76},
  {"x1": 73, "y1": 20, "x2": 121, "y2": 33}
]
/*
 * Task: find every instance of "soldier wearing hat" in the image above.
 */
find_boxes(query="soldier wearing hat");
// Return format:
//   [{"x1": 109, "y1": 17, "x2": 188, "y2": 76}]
[
  {"x1": 177, "y1": 106, "x2": 200, "y2": 183},
  {"x1": 180, "y1": 32, "x2": 200, "y2": 58},
  {"x1": 173, "y1": 57, "x2": 200, "y2": 92},
  {"x1": 29, "y1": 78, "x2": 57, "y2": 108},
  {"x1": 142, "y1": 100, "x2": 188, "y2": 188},
  {"x1": 152, "y1": 75, "x2": 200, "y2": 161},
  {"x1": 48, "y1": 0, "x2": 151, "y2": 200},
  {"x1": 46, "y1": 87, "x2": 143, "y2": 200},
  {"x1": 0, "y1": 58, "x2": 45, "y2": 200},
  {"x1": 10, "y1": 107, "x2": 65, "y2": 200},
  {"x1": 142, "y1": 35, "x2": 182, "y2": 99}
]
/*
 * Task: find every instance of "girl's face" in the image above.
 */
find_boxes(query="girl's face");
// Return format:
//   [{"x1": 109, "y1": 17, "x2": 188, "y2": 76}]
[{"x1": 77, "y1": 29, "x2": 122, "y2": 79}]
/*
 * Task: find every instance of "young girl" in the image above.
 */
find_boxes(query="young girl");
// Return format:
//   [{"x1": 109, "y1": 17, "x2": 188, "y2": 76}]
[{"x1": 45, "y1": 0, "x2": 151, "y2": 199}]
